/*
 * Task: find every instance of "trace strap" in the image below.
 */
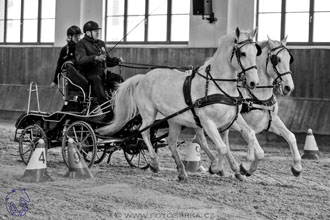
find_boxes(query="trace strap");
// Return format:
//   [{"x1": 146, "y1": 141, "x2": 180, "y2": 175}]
[
  {"x1": 240, "y1": 87, "x2": 277, "y2": 132},
  {"x1": 183, "y1": 65, "x2": 243, "y2": 131}
]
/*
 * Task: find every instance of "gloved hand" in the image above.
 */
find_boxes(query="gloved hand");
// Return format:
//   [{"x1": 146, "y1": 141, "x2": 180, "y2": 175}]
[
  {"x1": 106, "y1": 56, "x2": 123, "y2": 67},
  {"x1": 50, "y1": 82, "x2": 57, "y2": 88},
  {"x1": 95, "y1": 54, "x2": 106, "y2": 62}
]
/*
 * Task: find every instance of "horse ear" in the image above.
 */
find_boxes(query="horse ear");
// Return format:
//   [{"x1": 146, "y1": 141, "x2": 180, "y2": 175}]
[
  {"x1": 235, "y1": 27, "x2": 240, "y2": 40},
  {"x1": 282, "y1": 35, "x2": 288, "y2": 46},
  {"x1": 267, "y1": 35, "x2": 273, "y2": 41},
  {"x1": 251, "y1": 28, "x2": 258, "y2": 39},
  {"x1": 267, "y1": 35, "x2": 276, "y2": 47}
]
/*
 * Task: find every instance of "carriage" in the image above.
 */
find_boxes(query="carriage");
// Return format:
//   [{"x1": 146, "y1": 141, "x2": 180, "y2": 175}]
[
  {"x1": 14, "y1": 63, "x2": 169, "y2": 169},
  {"x1": 14, "y1": 28, "x2": 300, "y2": 182}
]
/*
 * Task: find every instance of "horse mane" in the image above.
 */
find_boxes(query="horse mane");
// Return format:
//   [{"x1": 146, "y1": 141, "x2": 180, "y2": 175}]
[
  {"x1": 200, "y1": 30, "x2": 255, "y2": 70},
  {"x1": 258, "y1": 40, "x2": 269, "y2": 49},
  {"x1": 258, "y1": 39, "x2": 284, "y2": 50}
]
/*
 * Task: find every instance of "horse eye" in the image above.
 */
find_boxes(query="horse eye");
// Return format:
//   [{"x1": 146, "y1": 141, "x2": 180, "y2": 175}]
[
  {"x1": 241, "y1": 52, "x2": 246, "y2": 57},
  {"x1": 278, "y1": 58, "x2": 281, "y2": 63}
]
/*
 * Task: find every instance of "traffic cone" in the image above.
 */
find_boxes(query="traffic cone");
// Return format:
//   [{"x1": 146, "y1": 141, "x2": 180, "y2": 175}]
[
  {"x1": 64, "y1": 138, "x2": 93, "y2": 179},
  {"x1": 20, "y1": 139, "x2": 53, "y2": 182},
  {"x1": 182, "y1": 142, "x2": 204, "y2": 172},
  {"x1": 301, "y1": 128, "x2": 319, "y2": 160}
]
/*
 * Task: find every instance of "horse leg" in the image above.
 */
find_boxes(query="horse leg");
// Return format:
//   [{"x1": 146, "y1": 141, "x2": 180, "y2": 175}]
[
  {"x1": 137, "y1": 107, "x2": 159, "y2": 172},
  {"x1": 167, "y1": 122, "x2": 188, "y2": 182},
  {"x1": 221, "y1": 130, "x2": 246, "y2": 181},
  {"x1": 201, "y1": 121, "x2": 228, "y2": 175},
  {"x1": 231, "y1": 114, "x2": 264, "y2": 176},
  {"x1": 140, "y1": 126, "x2": 159, "y2": 173},
  {"x1": 193, "y1": 128, "x2": 222, "y2": 176},
  {"x1": 269, "y1": 116, "x2": 302, "y2": 177}
]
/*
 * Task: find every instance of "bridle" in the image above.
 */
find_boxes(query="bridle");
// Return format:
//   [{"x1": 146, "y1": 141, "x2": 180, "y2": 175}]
[
  {"x1": 195, "y1": 38, "x2": 262, "y2": 102},
  {"x1": 241, "y1": 44, "x2": 294, "y2": 132},
  {"x1": 230, "y1": 39, "x2": 262, "y2": 79},
  {"x1": 267, "y1": 45, "x2": 294, "y2": 87},
  {"x1": 186, "y1": 38, "x2": 262, "y2": 131}
]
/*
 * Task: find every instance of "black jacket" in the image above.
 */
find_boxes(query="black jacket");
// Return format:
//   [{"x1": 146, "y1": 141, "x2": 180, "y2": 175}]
[
  {"x1": 53, "y1": 41, "x2": 76, "y2": 84},
  {"x1": 75, "y1": 35, "x2": 120, "y2": 77}
]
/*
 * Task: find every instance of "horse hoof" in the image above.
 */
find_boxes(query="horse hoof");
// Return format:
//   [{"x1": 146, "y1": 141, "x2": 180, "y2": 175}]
[
  {"x1": 216, "y1": 170, "x2": 225, "y2": 176},
  {"x1": 208, "y1": 166, "x2": 224, "y2": 176},
  {"x1": 291, "y1": 167, "x2": 301, "y2": 177},
  {"x1": 235, "y1": 173, "x2": 246, "y2": 181},
  {"x1": 239, "y1": 164, "x2": 250, "y2": 176},
  {"x1": 208, "y1": 166, "x2": 215, "y2": 174},
  {"x1": 178, "y1": 175, "x2": 188, "y2": 183},
  {"x1": 149, "y1": 165, "x2": 159, "y2": 173}
]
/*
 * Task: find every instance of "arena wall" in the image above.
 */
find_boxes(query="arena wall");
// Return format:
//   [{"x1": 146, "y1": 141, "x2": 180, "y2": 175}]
[{"x1": 0, "y1": 47, "x2": 329, "y2": 135}]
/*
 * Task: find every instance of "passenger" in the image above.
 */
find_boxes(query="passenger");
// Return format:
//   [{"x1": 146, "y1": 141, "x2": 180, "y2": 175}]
[
  {"x1": 51, "y1": 25, "x2": 88, "y2": 92},
  {"x1": 75, "y1": 20, "x2": 123, "y2": 106}
]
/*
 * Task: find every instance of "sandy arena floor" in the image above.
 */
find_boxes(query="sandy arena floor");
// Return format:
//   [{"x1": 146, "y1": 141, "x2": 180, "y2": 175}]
[{"x1": 0, "y1": 121, "x2": 329, "y2": 220}]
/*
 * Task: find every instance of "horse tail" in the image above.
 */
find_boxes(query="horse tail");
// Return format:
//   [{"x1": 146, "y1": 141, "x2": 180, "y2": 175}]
[{"x1": 97, "y1": 74, "x2": 145, "y2": 135}]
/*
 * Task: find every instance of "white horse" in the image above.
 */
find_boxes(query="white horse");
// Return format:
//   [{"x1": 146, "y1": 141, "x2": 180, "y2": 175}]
[
  {"x1": 97, "y1": 27, "x2": 264, "y2": 182},
  {"x1": 218, "y1": 36, "x2": 302, "y2": 177}
]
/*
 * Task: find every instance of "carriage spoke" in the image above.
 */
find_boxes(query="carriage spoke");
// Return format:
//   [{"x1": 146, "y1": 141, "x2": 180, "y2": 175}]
[
  {"x1": 80, "y1": 125, "x2": 84, "y2": 141},
  {"x1": 62, "y1": 121, "x2": 97, "y2": 168},
  {"x1": 81, "y1": 133, "x2": 91, "y2": 143},
  {"x1": 19, "y1": 124, "x2": 47, "y2": 165},
  {"x1": 140, "y1": 150, "x2": 149, "y2": 163},
  {"x1": 126, "y1": 154, "x2": 133, "y2": 163},
  {"x1": 22, "y1": 148, "x2": 32, "y2": 156}
]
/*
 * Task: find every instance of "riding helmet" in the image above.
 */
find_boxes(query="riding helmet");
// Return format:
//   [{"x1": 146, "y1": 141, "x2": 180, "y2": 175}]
[
  {"x1": 83, "y1": 21, "x2": 101, "y2": 33},
  {"x1": 67, "y1": 25, "x2": 82, "y2": 36}
]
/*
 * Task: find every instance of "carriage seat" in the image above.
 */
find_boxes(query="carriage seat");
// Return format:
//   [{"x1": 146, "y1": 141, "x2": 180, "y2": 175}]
[
  {"x1": 60, "y1": 61, "x2": 110, "y2": 114},
  {"x1": 60, "y1": 61, "x2": 89, "y2": 102}
]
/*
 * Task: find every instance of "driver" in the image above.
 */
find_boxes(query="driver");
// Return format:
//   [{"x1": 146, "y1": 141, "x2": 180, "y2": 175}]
[
  {"x1": 75, "y1": 21, "x2": 123, "y2": 106},
  {"x1": 51, "y1": 25, "x2": 87, "y2": 90}
]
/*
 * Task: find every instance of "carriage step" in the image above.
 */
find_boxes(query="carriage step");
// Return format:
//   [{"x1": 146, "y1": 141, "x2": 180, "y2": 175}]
[{"x1": 98, "y1": 137, "x2": 125, "y2": 144}]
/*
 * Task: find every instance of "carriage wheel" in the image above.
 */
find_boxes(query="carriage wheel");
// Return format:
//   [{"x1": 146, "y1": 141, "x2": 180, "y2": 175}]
[
  {"x1": 123, "y1": 148, "x2": 150, "y2": 170},
  {"x1": 62, "y1": 121, "x2": 97, "y2": 168},
  {"x1": 93, "y1": 144, "x2": 108, "y2": 164},
  {"x1": 18, "y1": 124, "x2": 47, "y2": 165},
  {"x1": 123, "y1": 142, "x2": 158, "y2": 170}
]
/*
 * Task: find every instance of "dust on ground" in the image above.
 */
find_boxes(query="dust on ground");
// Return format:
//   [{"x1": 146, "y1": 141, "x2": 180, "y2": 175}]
[{"x1": 0, "y1": 121, "x2": 329, "y2": 220}]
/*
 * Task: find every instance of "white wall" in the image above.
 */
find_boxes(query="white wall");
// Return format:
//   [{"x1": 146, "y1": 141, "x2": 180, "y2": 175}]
[
  {"x1": 80, "y1": 0, "x2": 103, "y2": 29},
  {"x1": 227, "y1": 0, "x2": 255, "y2": 33},
  {"x1": 54, "y1": 0, "x2": 256, "y2": 48},
  {"x1": 189, "y1": 0, "x2": 228, "y2": 48},
  {"x1": 54, "y1": 0, "x2": 82, "y2": 47},
  {"x1": 54, "y1": 0, "x2": 103, "y2": 46},
  {"x1": 189, "y1": 0, "x2": 256, "y2": 48}
]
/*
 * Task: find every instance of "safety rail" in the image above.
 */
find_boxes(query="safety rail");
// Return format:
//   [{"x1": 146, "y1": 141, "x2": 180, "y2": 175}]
[{"x1": 27, "y1": 82, "x2": 41, "y2": 113}]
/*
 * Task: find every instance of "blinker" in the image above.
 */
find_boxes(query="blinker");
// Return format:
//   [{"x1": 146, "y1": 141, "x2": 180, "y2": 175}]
[{"x1": 256, "y1": 44, "x2": 262, "y2": 56}]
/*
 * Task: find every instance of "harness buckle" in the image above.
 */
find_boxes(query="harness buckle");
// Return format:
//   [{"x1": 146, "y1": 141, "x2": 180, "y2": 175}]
[
  {"x1": 195, "y1": 99, "x2": 203, "y2": 107},
  {"x1": 185, "y1": 69, "x2": 192, "y2": 76}
]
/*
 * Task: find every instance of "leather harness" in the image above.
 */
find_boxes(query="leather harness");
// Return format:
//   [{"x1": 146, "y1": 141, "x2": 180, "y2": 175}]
[
  {"x1": 240, "y1": 93, "x2": 276, "y2": 132},
  {"x1": 183, "y1": 65, "x2": 243, "y2": 131}
]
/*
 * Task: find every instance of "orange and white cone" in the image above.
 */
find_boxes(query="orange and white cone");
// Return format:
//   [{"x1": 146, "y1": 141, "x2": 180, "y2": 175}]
[
  {"x1": 182, "y1": 142, "x2": 204, "y2": 172},
  {"x1": 20, "y1": 139, "x2": 53, "y2": 182},
  {"x1": 64, "y1": 138, "x2": 93, "y2": 179},
  {"x1": 301, "y1": 128, "x2": 319, "y2": 160}
]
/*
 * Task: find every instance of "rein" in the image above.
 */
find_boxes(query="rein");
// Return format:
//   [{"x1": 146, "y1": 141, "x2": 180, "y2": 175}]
[
  {"x1": 267, "y1": 45, "x2": 293, "y2": 85},
  {"x1": 239, "y1": 44, "x2": 294, "y2": 132},
  {"x1": 230, "y1": 39, "x2": 259, "y2": 78},
  {"x1": 118, "y1": 62, "x2": 193, "y2": 71},
  {"x1": 183, "y1": 65, "x2": 243, "y2": 132},
  {"x1": 181, "y1": 39, "x2": 261, "y2": 132}
]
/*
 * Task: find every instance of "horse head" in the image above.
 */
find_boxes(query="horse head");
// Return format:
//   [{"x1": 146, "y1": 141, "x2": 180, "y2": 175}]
[
  {"x1": 230, "y1": 27, "x2": 261, "y2": 89},
  {"x1": 265, "y1": 36, "x2": 294, "y2": 96}
]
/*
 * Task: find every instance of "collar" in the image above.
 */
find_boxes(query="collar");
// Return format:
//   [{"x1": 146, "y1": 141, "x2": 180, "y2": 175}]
[{"x1": 84, "y1": 35, "x2": 98, "y2": 43}]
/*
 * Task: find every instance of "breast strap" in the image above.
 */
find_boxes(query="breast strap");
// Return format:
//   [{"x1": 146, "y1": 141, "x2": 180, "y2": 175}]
[
  {"x1": 241, "y1": 94, "x2": 276, "y2": 113},
  {"x1": 183, "y1": 71, "x2": 243, "y2": 127}
]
